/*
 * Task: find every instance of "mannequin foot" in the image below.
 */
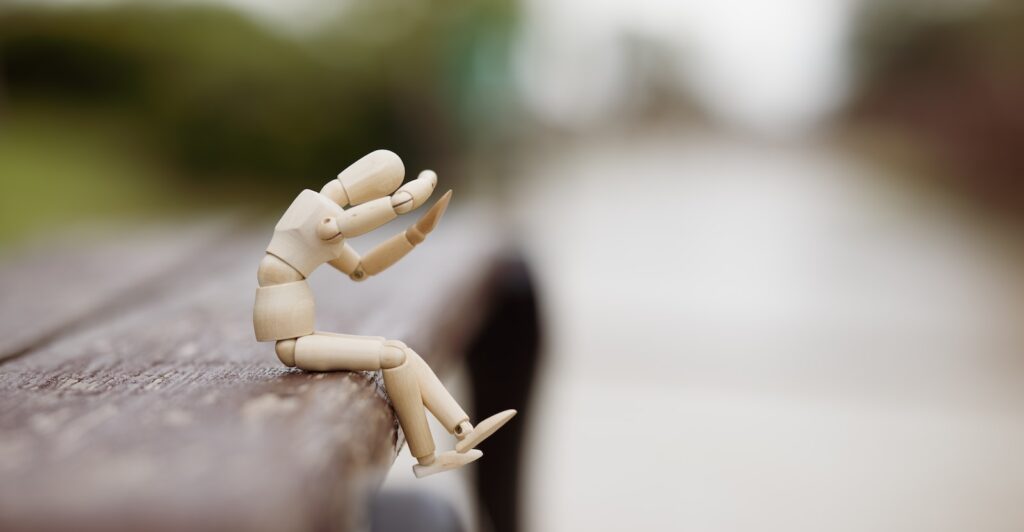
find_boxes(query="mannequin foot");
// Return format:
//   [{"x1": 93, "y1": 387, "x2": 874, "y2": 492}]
[
  {"x1": 454, "y1": 409, "x2": 516, "y2": 453},
  {"x1": 412, "y1": 449, "x2": 483, "y2": 478}
]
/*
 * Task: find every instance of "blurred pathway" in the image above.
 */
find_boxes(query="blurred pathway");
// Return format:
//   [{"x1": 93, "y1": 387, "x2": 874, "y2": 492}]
[{"x1": 512, "y1": 130, "x2": 1024, "y2": 532}]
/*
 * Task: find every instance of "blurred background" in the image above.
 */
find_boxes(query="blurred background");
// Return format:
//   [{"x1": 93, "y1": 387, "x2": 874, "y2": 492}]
[{"x1": 1, "y1": 0, "x2": 1022, "y2": 530}]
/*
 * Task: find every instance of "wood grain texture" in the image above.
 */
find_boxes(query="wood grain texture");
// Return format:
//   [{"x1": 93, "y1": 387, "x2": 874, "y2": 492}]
[
  {"x1": 0, "y1": 220, "x2": 241, "y2": 362},
  {"x1": 0, "y1": 211, "x2": 505, "y2": 532}
]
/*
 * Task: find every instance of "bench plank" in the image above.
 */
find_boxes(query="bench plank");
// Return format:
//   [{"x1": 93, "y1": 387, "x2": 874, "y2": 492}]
[
  {"x1": 0, "y1": 213, "x2": 506, "y2": 531},
  {"x1": 0, "y1": 220, "x2": 241, "y2": 362}
]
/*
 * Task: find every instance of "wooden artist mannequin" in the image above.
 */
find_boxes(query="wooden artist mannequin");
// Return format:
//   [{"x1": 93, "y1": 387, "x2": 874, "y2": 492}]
[{"x1": 253, "y1": 150, "x2": 515, "y2": 478}]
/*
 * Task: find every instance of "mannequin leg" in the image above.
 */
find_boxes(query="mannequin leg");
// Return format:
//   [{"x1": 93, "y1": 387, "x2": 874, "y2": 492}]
[
  {"x1": 283, "y1": 333, "x2": 482, "y2": 477},
  {"x1": 403, "y1": 345, "x2": 518, "y2": 453},
  {"x1": 403, "y1": 347, "x2": 470, "y2": 433},
  {"x1": 382, "y1": 354, "x2": 436, "y2": 462}
]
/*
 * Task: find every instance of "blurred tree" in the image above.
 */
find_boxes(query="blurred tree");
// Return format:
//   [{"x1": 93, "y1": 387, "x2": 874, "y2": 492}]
[
  {"x1": 0, "y1": 1, "x2": 517, "y2": 240},
  {"x1": 848, "y1": 0, "x2": 1024, "y2": 221}
]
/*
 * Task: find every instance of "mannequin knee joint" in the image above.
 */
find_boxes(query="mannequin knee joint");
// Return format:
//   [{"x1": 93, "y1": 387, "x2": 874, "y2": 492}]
[
  {"x1": 380, "y1": 340, "x2": 407, "y2": 369},
  {"x1": 275, "y1": 339, "x2": 297, "y2": 367}
]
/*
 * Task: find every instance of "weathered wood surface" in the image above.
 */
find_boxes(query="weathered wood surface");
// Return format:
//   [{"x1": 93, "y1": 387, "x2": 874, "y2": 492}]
[
  {"x1": 0, "y1": 220, "x2": 240, "y2": 362},
  {"x1": 0, "y1": 210, "x2": 509, "y2": 532}
]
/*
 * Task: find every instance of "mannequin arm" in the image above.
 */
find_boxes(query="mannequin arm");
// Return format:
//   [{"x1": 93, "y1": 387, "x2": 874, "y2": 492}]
[
  {"x1": 318, "y1": 171, "x2": 439, "y2": 240},
  {"x1": 328, "y1": 191, "x2": 451, "y2": 281}
]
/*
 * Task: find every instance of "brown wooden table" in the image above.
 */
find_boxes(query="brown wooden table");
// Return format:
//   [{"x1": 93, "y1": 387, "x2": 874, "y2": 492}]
[{"x1": 0, "y1": 211, "x2": 540, "y2": 532}]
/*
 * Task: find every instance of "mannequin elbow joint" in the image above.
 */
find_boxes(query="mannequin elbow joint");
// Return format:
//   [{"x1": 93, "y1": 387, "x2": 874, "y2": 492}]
[{"x1": 349, "y1": 267, "x2": 368, "y2": 282}]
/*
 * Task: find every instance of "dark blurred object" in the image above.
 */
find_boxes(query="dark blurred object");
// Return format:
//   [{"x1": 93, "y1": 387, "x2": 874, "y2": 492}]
[
  {"x1": 848, "y1": 0, "x2": 1024, "y2": 220},
  {"x1": 0, "y1": 1, "x2": 516, "y2": 240},
  {"x1": 467, "y1": 256, "x2": 542, "y2": 532},
  {"x1": 371, "y1": 491, "x2": 464, "y2": 532}
]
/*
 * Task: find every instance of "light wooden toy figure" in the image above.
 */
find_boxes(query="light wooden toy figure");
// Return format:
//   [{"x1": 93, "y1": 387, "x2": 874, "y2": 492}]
[{"x1": 253, "y1": 150, "x2": 516, "y2": 478}]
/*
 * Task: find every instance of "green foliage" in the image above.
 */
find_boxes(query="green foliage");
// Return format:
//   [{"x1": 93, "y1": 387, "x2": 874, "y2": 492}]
[
  {"x1": 0, "y1": 2, "x2": 517, "y2": 241},
  {"x1": 0, "y1": 109, "x2": 164, "y2": 242}
]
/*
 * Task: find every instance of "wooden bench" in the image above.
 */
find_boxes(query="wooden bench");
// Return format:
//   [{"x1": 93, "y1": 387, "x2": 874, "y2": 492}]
[{"x1": 0, "y1": 211, "x2": 540, "y2": 532}]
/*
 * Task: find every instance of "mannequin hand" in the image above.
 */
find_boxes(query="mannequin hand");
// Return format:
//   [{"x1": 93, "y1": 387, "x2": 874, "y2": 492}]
[
  {"x1": 392, "y1": 170, "x2": 438, "y2": 214},
  {"x1": 407, "y1": 190, "x2": 452, "y2": 244}
]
